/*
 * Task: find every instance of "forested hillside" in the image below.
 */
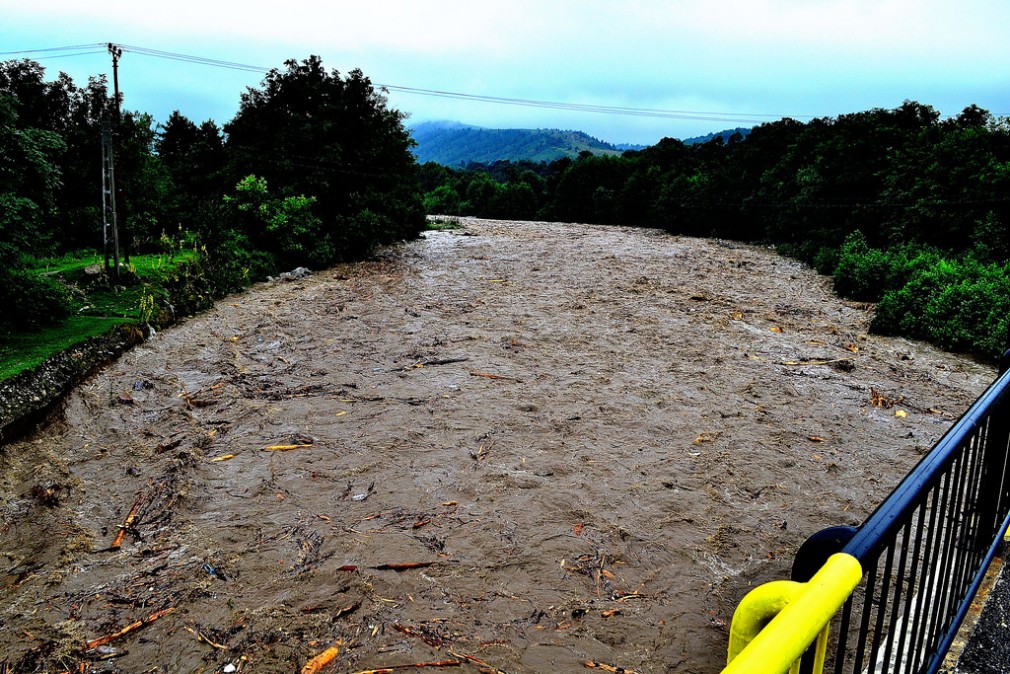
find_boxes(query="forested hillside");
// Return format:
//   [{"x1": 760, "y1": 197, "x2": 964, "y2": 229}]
[
  {"x1": 420, "y1": 102, "x2": 1010, "y2": 361},
  {"x1": 410, "y1": 121, "x2": 624, "y2": 165}
]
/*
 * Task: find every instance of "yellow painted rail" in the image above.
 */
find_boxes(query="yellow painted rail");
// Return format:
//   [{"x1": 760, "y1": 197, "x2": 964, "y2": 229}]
[{"x1": 722, "y1": 553, "x2": 863, "y2": 674}]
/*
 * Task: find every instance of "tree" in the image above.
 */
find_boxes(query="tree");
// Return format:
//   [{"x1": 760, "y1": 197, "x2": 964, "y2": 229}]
[
  {"x1": 224, "y1": 56, "x2": 424, "y2": 260},
  {"x1": 225, "y1": 175, "x2": 332, "y2": 267},
  {"x1": 157, "y1": 111, "x2": 226, "y2": 201},
  {"x1": 0, "y1": 95, "x2": 65, "y2": 258},
  {"x1": 0, "y1": 95, "x2": 75, "y2": 327}
]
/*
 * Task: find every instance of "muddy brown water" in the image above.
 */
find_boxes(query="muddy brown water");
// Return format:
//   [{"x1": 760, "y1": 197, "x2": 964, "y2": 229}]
[{"x1": 0, "y1": 218, "x2": 995, "y2": 673}]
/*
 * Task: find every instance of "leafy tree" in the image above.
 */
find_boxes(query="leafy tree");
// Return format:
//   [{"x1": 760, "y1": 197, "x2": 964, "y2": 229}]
[
  {"x1": 224, "y1": 56, "x2": 424, "y2": 259},
  {"x1": 0, "y1": 94, "x2": 76, "y2": 327},
  {"x1": 156, "y1": 111, "x2": 226, "y2": 207},
  {"x1": 225, "y1": 175, "x2": 332, "y2": 267},
  {"x1": 423, "y1": 184, "x2": 461, "y2": 215}
]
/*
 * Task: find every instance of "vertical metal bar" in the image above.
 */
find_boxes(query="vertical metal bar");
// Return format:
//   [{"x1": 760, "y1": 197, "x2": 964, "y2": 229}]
[
  {"x1": 973, "y1": 417, "x2": 999, "y2": 549},
  {"x1": 945, "y1": 434, "x2": 983, "y2": 630},
  {"x1": 925, "y1": 452, "x2": 965, "y2": 658},
  {"x1": 851, "y1": 560, "x2": 879, "y2": 674},
  {"x1": 909, "y1": 477, "x2": 948, "y2": 673},
  {"x1": 908, "y1": 486, "x2": 941, "y2": 673},
  {"x1": 948, "y1": 433, "x2": 979, "y2": 601},
  {"x1": 893, "y1": 501, "x2": 929, "y2": 674},
  {"x1": 833, "y1": 594, "x2": 855, "y2": 674},
  {"x1": 880, "y1": 520, "x2": 913, "y2": 673},
  {"x1": 958, "y1": 429, "x2": 987, "y2": 586},
  {"x1": 867, "y1": 543, "x2": 896, "y2": 673}
]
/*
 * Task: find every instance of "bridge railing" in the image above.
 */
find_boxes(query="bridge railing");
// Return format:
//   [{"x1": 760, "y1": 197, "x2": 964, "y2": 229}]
[{"x1": 724, "y1": 353, "x2": 1010, "y2": 674}]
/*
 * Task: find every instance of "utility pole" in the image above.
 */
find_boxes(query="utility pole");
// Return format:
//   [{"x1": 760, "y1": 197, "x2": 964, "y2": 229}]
[
  {"x1": 107, "y1": 43, "x2": 129, "y2": 263},
  {"x1": 101, "y1": 116, "x2": 121, "y2": 280}
]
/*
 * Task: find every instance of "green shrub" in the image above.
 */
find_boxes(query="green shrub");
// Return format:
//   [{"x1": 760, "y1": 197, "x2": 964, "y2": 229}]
[
  {"x1": 0, "y1": 269, "x2": 78, "y2": 329},
  {"x1": 873, "y1": 256, "x2": 1010, "y2": 359},
  {"x1": 832, "y1": 232, "x2": 890, "y2": 301},
  {"x1": 813, "y1": 246, "x2": 840, "y2": 275}
]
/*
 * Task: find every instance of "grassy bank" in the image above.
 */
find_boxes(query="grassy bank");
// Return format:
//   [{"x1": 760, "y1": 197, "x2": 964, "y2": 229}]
[{"x1": 0, "y1": 249, "x2": 199, "y2": 381}]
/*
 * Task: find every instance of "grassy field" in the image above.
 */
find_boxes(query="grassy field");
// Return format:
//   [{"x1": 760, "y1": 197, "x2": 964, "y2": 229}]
[{"x1": 0, "y1": 249, "x2": 198, "y2": 381}]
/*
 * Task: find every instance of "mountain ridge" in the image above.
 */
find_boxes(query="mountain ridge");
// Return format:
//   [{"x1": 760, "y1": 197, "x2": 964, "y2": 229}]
[
  {"x1": 409, "y1": 121, "x2": 627, "y2": 166},
  {"x1": 409, "y1": 121, "x2": 751, "y2": 166}
]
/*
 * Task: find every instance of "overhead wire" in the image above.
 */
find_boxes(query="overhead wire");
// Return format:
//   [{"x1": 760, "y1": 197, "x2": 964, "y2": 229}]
[
  {"x1": 32, "y1": 50, "x2": 108, "y2": 61},
  {"x1": 1, "y1": 42, "x2": 807, "y2": 124},
  {"x1": 0, "y1": 43, "x2": 107, "y2": 55},
  {"x1": 6, "y1": 43, "x2": 1006, "y2": 126}
]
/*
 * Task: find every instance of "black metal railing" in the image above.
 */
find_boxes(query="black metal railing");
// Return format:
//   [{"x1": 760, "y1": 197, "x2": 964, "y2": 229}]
[{"x1": 793, "y1": 356, "x2": 1010, "y2": 674}]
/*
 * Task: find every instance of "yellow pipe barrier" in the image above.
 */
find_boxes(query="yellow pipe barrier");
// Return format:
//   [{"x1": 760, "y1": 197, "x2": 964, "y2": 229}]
[{"x1": 723, "y1": 553, "x2": 863, "y2": 674}]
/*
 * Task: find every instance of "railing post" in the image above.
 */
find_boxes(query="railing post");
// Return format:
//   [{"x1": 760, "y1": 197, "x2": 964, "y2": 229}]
[{"x1": 1000, "y1": 348, "x2": 1010, "y2": 376}]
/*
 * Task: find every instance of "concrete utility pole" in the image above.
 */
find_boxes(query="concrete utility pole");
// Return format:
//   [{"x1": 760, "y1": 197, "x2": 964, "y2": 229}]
[
  {"x1": 101, "y1": 116, "x2": 120, "y2": 280},
  {"x1": 107, "y1": 43, "x2": 129, "y2": 264}
]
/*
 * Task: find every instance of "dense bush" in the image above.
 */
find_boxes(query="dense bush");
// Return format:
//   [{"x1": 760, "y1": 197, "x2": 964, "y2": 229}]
[
  {"x1": 0, "y1": 269, "x2": 77, "y2": 329},
  {"x1": 873, "y1": 256, "x2": 1010, "y2": 358}
]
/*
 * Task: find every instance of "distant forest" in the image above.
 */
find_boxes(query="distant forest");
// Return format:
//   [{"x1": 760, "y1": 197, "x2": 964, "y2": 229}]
[
  {"x1": 410, "y1": 121, "x2": 625, "y2": 165},
  {"x1": 408, "y1": 121, "x2": 742, "y2": 167},
  {"x1": 421, "y1": 102, "x2": 1010, "y2": 360}
]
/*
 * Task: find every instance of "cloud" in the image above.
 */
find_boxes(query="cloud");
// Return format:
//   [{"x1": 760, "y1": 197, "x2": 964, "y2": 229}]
[{"x1": 5, "y1": 0, "x2": 1010, "y2": 143}]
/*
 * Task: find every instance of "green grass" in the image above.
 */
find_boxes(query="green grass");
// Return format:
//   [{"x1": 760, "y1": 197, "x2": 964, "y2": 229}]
[
  {"x1": 0, "y1": 315, "x2": 132, "y2": 380},
  {"x1": 1, "y1": 249, "x2": 200, "y2": 381},
  {"x1": 30, "y1": 249, "x2": 197, "y2": 280}
]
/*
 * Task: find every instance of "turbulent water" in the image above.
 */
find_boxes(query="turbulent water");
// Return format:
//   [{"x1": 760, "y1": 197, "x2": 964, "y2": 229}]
[{"x1": 0, "y1": 218, "x2": 993, "y2": 673}]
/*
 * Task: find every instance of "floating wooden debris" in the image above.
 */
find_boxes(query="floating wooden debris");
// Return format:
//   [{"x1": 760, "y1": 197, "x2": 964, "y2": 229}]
[
  {"x1": 372, "y1": 562, "x2": 434, "y2": 571},
  {"x1": 584, "y1": 661, "x2": 640, "y2": 673},
  {"x1": 184, "y1": 625, "x2": 228, "y2": 650},
  {"x1": 870, "y1": 387, "x2": 894, "y2": 408},
  {"x1": 84, "y1": 607, "x2": 174, "y2": 651},
  {"x1": 781, "y1": 357, "x2": 855, "y2": 367},
  {"x1": 333, "y1": 601, "x2": 361, "y2": 620},
  {"x1": 348, "y1": 661, "x2": 460, "y2": 674},
  {"x1": 301, "y1": 644, "x2": 340, "y2": 674},
  {"x1": 110, "y1": 492, "x2": 145, "y2": 550},
  {"x1": 470, "y1": 371, "x2": 524, "y2": 383},
  {"x1": 448, "y1": 649, "x2": 512, "y2": 674}
]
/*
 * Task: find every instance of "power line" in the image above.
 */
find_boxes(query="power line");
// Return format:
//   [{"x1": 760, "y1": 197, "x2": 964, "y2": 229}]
[
  {"x1": 115, "y1": 45, "x2": 787, "y2": 122},
  {"x1": 117, "y1": 44, "x2": 271, "y2": 74},
  {"x1": 13, "y1": 43, "x2": 1005, "y2": 124},
  {"x1": 375, "y1": 84, "x2": 784, "y2": 123},
  {"x1": 34, "y1": 50, "x2": 107, "y2": 61},
  {"x1": 1, "y1": 42, "x2": 808, "y2": 123},
  {"x1": 0, "y1": 43, "x2": 107, "y2": 55}
]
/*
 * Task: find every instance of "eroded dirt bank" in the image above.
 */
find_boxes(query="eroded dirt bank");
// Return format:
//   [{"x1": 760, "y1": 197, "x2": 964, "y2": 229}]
[{"x1": 0, "y1": 218, "x2": 995, "y2": 673}]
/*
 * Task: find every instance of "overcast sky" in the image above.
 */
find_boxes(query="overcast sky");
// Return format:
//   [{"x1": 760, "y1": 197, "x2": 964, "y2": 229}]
[{"x1": 3, "y1": 0, "x2": 1009, "y2": 145}]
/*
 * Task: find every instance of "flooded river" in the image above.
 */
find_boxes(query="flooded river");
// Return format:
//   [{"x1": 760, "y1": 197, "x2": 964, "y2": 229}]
[{"x1": 0, "y1": 218, "x2": 993, "y2": 673}]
